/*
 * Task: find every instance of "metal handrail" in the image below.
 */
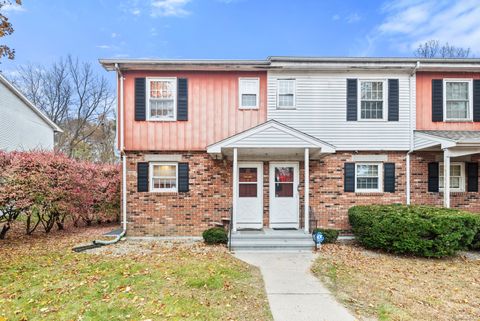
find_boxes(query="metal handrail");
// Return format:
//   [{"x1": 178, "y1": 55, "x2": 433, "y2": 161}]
[
  {"x1": 228, "y1": 206, "x2": 233, "y2": 251},
  {"x1": 309, "y1": 206, "x2": 318, "y2": 233}
]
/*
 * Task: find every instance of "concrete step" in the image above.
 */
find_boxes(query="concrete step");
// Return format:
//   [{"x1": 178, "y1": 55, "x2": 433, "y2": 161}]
[{"x1": 230, "y1": 239, "x2": 315, "y2": 251}]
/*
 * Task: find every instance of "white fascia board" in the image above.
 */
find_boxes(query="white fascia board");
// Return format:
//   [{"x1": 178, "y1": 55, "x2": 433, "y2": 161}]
[
  {"x1": 414, "y1": 132, "x2": 457, "y2": 149},
  {"x1": 207, "y1": 120, "x2": 336, "y2": 154}
]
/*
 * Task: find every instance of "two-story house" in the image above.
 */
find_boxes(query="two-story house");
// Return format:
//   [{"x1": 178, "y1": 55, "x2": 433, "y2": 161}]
[
  {"x1": 412, "y1": 62, "x2": 480, "y2": 211},
  {"x1": 100, "y1": 57, "x2": 480, "y2": 244}
]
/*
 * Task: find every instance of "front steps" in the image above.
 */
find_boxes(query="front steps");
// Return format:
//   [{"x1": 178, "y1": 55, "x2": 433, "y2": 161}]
[{"x1": 230, "y1": 228, "x2": 315, "y2": 251}]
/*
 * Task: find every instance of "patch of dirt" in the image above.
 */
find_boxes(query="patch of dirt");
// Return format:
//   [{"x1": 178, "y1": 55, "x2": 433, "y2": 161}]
[
  {"x1": 86, "y1": 238, "x2": 227, "y2": 256},
  {"x1": 312, "y1": 243, "x2": 480, "y2": 321}
]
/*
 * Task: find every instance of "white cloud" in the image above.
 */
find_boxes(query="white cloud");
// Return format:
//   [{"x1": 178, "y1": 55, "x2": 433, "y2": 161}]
[
  {"x1": 150, "y1": 0, "x2": 191, "y2": 17},
  {"x1": 2, "y1": 3, "x2": 25, "y2": 12},
  {"x1": 346, "y1": 13, "x2": 361, "y2": 23},
  {"x1": 111, "y1": 32, "x2": 118, "y2": 38},
  {"x1": 372, "y1": 0, "x2": 480, "y2": 55},
  {"x1": 332, "y1": 14, "x2": 340, "y2": 21},
  {"x1": 97, "y1": 45, "x2": 112, "y2": 49},
  {"x1": 131, "y1": 8, "x2": 141, "y2": 15}
]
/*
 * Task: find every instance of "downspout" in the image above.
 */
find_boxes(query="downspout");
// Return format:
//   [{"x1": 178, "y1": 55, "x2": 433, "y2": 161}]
[
  {"x1": 406, "y1": 61, "x2": 420, "y2": 206},
  {"x1": 94, "y1": 63, "x2": 126, "y2": 245}
]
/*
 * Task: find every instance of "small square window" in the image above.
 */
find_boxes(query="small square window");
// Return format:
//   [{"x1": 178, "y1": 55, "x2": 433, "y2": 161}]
[
  {"x1": 439, "y1": 162, "x2": 465, "y2": 192},
  {"x1": 444, "y1": 80, "x2": 472, "y2": 121},
  {"x1": 147, "y1": 78, "x2": 176, "y2": 121},
  {"x1": 239, "y1": 78, "x2": 259, "y2": 109},
  {"x1": 277, "y1": 79, "x2": 295, "y2": 108},
  {"x1": 150, "y1": 163, "x2": 178, "y2": 192},
  {"x1": 359, "y1": 80, "x2": 385, "y2": 120},
  {"x1": 355, "y1": 163, "x2": 382, "y2": 192}
]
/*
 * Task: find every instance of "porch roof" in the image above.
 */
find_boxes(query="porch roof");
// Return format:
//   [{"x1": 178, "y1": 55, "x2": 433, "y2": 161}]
[
  {"x1": 207, "y1": 120, "x2": 336, "y2": 159},
  {"x1": 414, "y1": 130, "x2": 480, "y2": 150}
]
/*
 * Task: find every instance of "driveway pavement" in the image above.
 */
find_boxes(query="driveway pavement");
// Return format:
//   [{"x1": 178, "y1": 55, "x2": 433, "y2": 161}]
[{"x1": 235, "y1": 251, "x2": 355, "y2": 321}]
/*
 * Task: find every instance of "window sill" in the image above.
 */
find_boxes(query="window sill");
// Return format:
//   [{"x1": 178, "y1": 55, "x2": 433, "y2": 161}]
[
  {"x1": 276, "y1": 106, "x2": 296, "y2": 110},
  {"x1": 239, "y1": 107, "x2": 259, "y2": 110},
  {"x1": 355, "y1": 192, "x2": 384, "y2": 196},
  {"x1": 443, "y1": 119, "x2": 473, "y2": 123},
  {"x1": 357, "y1": 119, "x2": 387, "y2": 122},
  {"x1": 146, "y1": 118, "x2": 177, "y2": 122}
]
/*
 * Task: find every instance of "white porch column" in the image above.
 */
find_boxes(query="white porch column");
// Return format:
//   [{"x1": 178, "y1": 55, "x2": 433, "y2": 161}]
[
  {"x1": 232, "y1": 148, "x2": 238, "y2": 232},
  {"x1": 304, "y1": 148, "x2": 310, "y2": 233},
  {"x1": 444, "y1": 149, "x2": 450, "y2": 208}
]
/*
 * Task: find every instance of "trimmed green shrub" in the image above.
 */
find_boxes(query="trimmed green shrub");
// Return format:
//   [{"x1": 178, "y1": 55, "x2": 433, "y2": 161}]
[
  {"x1": 470, "y1": 231, "x2": 480, "y2": 250},
  {"x1": 202, "y1": 227, "x2": 228, "y2": 245},
  {"x1": 313, "y1": 228, "x2": 340, "y2": 243},
  {"x1": 348, "y1": 205, "x2": 480, "y2": 257}
]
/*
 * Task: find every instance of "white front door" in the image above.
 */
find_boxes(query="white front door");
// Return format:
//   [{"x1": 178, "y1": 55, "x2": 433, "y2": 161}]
[
  {"x1": 269, "y1": 162, "x2": 299, "y2": 229},
  {"x1": 236, "y1": 162, "x2": 263, "y2": 229}
]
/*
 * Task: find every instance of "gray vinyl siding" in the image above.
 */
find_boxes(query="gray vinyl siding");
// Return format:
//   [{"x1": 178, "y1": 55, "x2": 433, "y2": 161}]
[
  {"x1": 0, "y1": 81, "x2": 54, "y2": 151},
  {"x1": 414, "y1": 134, "x2": 439, "y2": 151},
  {"x1": 267, "y1": 70, "x2": 415, "y2": 151}
]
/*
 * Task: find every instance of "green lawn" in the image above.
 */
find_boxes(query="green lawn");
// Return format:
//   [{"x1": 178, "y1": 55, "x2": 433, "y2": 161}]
[{"x1": 0, "y1": 227, "x2": 271, "y2": 321}]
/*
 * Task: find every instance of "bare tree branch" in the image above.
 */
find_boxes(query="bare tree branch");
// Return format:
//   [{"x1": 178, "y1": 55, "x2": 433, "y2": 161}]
[
  {"x1": 415, "y1": 40, "x2": 471, "y2": 58},
  {"x1": 14, "y1": 56, "x2": 116, "y2": 163}
]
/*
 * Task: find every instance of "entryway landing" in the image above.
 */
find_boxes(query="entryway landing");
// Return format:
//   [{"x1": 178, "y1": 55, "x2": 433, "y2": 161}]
[{"x1": 230, "y1": 228, "x2": 314, "y2": 251}]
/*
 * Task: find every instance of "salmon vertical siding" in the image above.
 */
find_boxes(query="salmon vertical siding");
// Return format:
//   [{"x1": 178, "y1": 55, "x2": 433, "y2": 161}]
[
  {"x1": 121, "y1": 70, "x2": 267, "y2": 151},
  {"x1": 416, "y1": 71, "x2": 480, "y2": 130}
]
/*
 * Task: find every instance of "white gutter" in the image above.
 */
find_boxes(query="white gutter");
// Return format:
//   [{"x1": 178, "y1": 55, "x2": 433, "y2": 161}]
[
  {"x1": 95, "y1": 63, "x2": 126, "y2": 245},
  {"x1": 406, "y1": 61, "x2": 420, "y2": 205}
]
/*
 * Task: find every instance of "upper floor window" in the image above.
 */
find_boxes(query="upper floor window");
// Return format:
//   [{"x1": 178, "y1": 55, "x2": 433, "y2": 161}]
[
  {"x1": 147, "y1": 78, "x2": 176, "y2": 121},
  {"x1": 355, "y1": 163, "x2": 382, "y2": 193},
  {"x1": 444, "y1": 80, "x2": 472, "y2": 121},
  {"x1": 150, "y1": 162, "x2": 178, "y2": 192},
  {"x1": 439, "y1": 162, "x2": 465, "y2": 192},
  {"x1": 359, "y1": 80, "x2": 386, "y2": 120},
  {"x1": 277, "y1": 79, "x2": 296, "y2": 108},
  {"x1": 239, "y1": 78, "x2": 259, "y2": 109}
]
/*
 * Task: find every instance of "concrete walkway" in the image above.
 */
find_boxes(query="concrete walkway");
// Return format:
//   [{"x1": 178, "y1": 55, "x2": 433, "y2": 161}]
[{"x1": 235, "y1": 251, "x2": 355, "y2": 321}]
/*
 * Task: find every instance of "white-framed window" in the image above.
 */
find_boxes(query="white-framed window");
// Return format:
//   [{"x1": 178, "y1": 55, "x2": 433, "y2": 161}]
[
  {"x1": 443, "y1": 79, "x2": 473, "y2": 121},
  {"x1": 239, "y1": 78, "x2": 259, "y2": 109},
  {"x1": 147, "y1": 78, "x2": 177, "y2": 121},
  {"x1": 355, "y1": 163, "x2": 382, "y2": 193},
  {"x1": 439, "y1": 162, "x2": 465, "y2": 192},
  {"x1": 358, "y1": 80, "x2": 387, "y2": 120},
  {"x1": 149, "y1": 162, "x2": 178, "y2": 192},
  {"x1": 277, "y1": 79, "x2": 296, "y2": 108}
]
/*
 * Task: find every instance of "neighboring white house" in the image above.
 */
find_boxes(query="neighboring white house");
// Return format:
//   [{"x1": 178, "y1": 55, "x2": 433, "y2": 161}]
[{"x1": 0, "y1": 73, "x2": 62, "y2": 151}]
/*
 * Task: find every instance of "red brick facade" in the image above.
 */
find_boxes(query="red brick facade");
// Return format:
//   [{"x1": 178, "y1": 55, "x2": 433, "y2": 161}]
[
  {"x1": 410, "y1": 152, "x2": 480, "y2": 211},
  {"x1": 126, "y1": 151, "x2": 409, "y2": 236}
]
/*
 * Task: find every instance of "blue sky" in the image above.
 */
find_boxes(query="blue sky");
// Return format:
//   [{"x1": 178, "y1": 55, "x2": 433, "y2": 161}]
[{"x1": 1, "y1": 0, "x2": 480, "y2": 80}]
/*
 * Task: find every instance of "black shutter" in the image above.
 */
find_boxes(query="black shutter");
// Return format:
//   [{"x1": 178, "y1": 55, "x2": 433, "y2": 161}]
[
  {"x1": 135, "y1": 78, "x2": 146, "y2": 121},
  {"x1": 432, "y1": 79, "x2": 443, "y2": 122},
  {"x1": 428, "y1": 162, "x2": 439, "y2": 192},
  {"x1": 467, "y1": 162, "x2": 478, "y2": 192},
  {"x1": 137, "y1": 162, "x2": 149, "y2": 192},
  {"x1": 473, "y1": 80, "x2": 480, "y2": 122},
  {"x1": 388, "y1": 79, "x2": 399, "y2": 121},
  {"x1": 384, "y1": 163, "x2": 395, "y2": 192},
  {"x1": 346, "y1": 79, "x2": 357, "y2": 121},
  {"x1": 344, "y1": 163, "x2": 355, "y2": 192},
  {"x1": 177, "y1": 78, "x2": 188, "y2": 121},
  {"x1": 178, "y1": 162, "x2": 189, "y2": 192}
]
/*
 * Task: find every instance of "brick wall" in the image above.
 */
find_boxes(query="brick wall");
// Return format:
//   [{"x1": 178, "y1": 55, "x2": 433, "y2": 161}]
[
  {"x1": 410, "y1": 152, "x2": 480, "y2": 211},
  {"x1": 125, "y1": 151, "x2": 408, "y2": 236},
  {"x1": 308, "y1": 152, "x2": 407, "y2": 230},
  {"x1": 126, "y1": 152, "x2": 233, "y2": 236}
]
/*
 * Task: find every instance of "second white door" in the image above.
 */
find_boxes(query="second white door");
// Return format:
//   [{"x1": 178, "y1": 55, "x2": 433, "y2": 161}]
[{"x1": 269, "y1": 162, "x2": 299, "y2": 229}]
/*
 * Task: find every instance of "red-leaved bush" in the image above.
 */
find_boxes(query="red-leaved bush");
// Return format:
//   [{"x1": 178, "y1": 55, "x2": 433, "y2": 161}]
[{"x1": 0, "y1": 151, "x2": 119, "y2": 239}]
